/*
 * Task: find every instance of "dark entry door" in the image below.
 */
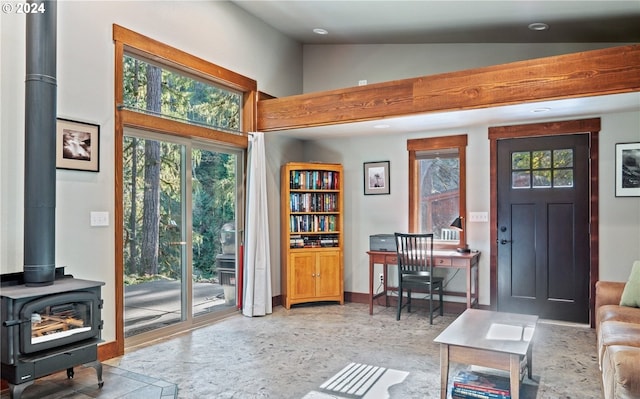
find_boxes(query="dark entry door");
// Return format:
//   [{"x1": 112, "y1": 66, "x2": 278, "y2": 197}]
[{"x1": 497, "y1": 134, "x2": 590, "y2": 323}]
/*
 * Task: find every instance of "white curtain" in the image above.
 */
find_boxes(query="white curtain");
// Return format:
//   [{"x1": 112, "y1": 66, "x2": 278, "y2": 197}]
[{"x1": 242, "y1": 132, "x2": 272, "y2": 317}]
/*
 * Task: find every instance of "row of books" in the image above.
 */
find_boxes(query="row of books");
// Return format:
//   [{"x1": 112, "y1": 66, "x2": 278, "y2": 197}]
[
  {"x1": 290, "y1": 170, "x2": 339, "y2": 190},
  {"x1": 289, "y1": 193, "x2": 338, "y2": 212},
  {"x1": 289, "y1": 234, "x2": 339, "y2": 248},
  {"x1": 451, "y1": 371, "x2": 511, "y2": 399},
  {"x1": 290, "y1": 215, "x2": 338, "y2": 233}
]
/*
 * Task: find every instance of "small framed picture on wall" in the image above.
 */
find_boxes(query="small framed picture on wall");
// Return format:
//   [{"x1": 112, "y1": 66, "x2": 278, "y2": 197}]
[
  {"x1": 615, "y1": 142, "x2": 640, "y2": 197},
  {"x1": 364, "y1": 161, "x2": 390, "y2": 195},
  {"x1": 56, "y1": 118, "x2": 100, "y2": 172}
]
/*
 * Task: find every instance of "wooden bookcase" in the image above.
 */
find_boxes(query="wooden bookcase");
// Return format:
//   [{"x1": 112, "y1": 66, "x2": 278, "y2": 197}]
[{"x1": 280, "y1": 162, "x2": 344, "y2": 309}]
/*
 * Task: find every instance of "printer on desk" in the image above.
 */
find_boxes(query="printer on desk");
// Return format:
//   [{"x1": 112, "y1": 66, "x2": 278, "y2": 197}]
[{"x1": 369, "y1": 234, "x2": 397, "y2": 252}]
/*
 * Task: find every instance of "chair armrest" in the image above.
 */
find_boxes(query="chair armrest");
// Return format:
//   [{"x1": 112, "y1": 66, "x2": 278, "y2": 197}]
[{"x1": 595, "y1": 281, "x2": 626, "y2": 309}]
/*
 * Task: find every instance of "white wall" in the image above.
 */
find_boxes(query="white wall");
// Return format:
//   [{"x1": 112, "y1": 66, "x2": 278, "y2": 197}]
[
  {"x1": 0, "y1": 1, "x2": 302, "y2": 344},
  {"x1": 296, "y1": 110, "x2": 640, "y2": 305},
  {"x1": 598, "y1": 112, "x2": 640, "y2": 281},
  {"x1": 263, "y1": 134, "x2": 305, "y2": 296},
  {"x1": 303, "y1": 43, "x2": 626, "y2": 92}
]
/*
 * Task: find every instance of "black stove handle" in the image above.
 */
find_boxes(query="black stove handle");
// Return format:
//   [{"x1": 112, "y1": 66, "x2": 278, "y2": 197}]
[{"x1": 2, "y1": 318, "x2": 28, "y2": 327}]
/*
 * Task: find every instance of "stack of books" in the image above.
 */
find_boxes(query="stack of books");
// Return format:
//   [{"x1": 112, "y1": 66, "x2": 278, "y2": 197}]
[{"x1": 451, "y1": 370, "x2": 511, "y2": 399}]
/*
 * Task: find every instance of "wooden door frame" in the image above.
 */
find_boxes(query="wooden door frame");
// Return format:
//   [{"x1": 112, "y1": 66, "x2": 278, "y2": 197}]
[
  {"x1": 109, "y1": 24, "x2": 254, "y2": 360},
  {"x1": 488, "y1": 118, "x2": 600, "y2": 327}
]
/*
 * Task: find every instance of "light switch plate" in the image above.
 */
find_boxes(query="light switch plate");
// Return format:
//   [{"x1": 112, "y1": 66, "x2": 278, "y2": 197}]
[
  {"x1": 90, "y1": 211, "x2": 109, "y2": 226},
  {"x1": 468, "y1": 212, "x2": 488, "y2": 222}
]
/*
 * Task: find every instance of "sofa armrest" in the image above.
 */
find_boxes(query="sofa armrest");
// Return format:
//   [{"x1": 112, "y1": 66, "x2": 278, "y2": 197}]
[{"x1": 596, "y1": 281, "x2": 626, "y2": 309}]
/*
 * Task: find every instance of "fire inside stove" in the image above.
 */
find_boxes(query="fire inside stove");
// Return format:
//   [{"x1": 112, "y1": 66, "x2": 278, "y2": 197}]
[{"x1": 30, "y1": 303, "x2": 92, "y2": 344}]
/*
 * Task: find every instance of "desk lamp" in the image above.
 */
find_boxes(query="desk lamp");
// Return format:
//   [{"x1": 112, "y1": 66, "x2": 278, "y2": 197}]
[{"x1": 450, "y1": 216, "x2": 470, "y2": 253}]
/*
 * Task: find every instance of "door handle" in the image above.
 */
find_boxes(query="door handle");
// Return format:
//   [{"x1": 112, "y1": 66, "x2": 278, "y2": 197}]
[{"x1": 500, "y1": 239, "x2": 512, "y2": 245}]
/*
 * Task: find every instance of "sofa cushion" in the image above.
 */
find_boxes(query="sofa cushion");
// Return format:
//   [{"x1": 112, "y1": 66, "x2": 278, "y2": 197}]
[
  {"x1": 601, "y1": 345, "x2": 640, "y2": 399},
  {"x1": 598, "y1": 321, "x2": 640, "y2": 368},
  {"x1": 598, "y1": 305, "x2": 640, "y2": 331},
  {"x1": 620, "y1": 261, "x2": 640, "y2": 308}
]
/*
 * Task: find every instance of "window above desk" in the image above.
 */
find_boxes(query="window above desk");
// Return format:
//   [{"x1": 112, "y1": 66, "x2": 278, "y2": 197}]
[{"x1": 407, "y1": 134, "x2": 468, "y2": 251}]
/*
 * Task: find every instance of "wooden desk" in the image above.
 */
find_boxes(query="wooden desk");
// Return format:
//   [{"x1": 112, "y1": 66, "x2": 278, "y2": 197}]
[{"x1": 367, "y1": 250, "x2": 480, "y2": 315}]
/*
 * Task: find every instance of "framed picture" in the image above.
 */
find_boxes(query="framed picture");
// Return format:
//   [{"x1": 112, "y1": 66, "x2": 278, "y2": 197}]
[
  {"x1": 615, "y1": 142, "x2": 640, "y2": 197},
  {"x1": 56, "y1": 118, "x2": 100, "y2": 172},
  {"x1": 364, "y1": 161, "x2": 390, "y2": 195}
]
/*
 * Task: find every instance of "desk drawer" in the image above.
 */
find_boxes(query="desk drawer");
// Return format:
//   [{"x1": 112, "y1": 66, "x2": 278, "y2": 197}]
[{"x1": 434, "y1": 257, "x2": 452, "y2": 267}]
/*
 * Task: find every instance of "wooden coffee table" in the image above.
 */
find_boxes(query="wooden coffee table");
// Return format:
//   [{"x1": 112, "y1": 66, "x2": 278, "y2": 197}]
[{"x1": 433, "y1": 309, "x2": 538, "y2": 399}]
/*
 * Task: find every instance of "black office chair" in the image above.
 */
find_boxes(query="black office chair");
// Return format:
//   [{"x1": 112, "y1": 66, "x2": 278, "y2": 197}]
[{"x1": 394, "y1": 232, "x2": 444, "y2": 324}]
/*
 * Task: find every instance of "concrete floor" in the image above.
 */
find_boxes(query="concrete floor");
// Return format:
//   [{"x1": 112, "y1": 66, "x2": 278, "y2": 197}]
[{"x1": 1, "y1": 302, "x2": 602, "y2": 399}]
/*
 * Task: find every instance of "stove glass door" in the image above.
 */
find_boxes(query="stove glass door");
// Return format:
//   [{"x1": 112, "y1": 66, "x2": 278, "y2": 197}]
[{"x1": 20, "y1": 291, "x2": 100, "y2": 354}]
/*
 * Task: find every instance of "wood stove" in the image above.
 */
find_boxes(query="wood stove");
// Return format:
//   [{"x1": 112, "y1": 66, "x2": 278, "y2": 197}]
[{"x1": 1, "y1": 268, "x2": 105, "y2": 399}]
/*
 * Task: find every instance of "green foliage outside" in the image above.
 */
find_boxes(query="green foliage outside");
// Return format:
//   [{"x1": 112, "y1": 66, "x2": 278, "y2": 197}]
[
  {"x1": 122, "y1": 55, "x2": 242, "y2": 132},
  {"x1": 122, "y1": 54, "x2": 239, "y2": 285}
]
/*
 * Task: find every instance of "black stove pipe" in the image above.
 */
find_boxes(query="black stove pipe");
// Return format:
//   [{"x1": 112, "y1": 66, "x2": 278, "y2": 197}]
[{"x1": 24, "y1": 1, "x2": 57, "y2": 286}]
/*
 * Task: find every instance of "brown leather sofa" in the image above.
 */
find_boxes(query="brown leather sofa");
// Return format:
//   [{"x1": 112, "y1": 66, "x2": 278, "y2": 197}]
[{"x1": 595, "y1": 281, "x2": 640, "y2": 399}]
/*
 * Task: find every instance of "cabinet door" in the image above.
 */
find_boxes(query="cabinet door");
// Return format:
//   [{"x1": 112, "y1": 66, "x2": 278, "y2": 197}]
[
  {"x1": 316, "y1": 251, "x2": 342, "y2": 297},
  {"x1": 290, "y1": 252, "x2": 316, "y2": 300}
]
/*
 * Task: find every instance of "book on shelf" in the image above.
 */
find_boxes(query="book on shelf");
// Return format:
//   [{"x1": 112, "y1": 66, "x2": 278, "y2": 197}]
[{"x1": 452, "y1": 370, "x2": 511, "y2": 397}]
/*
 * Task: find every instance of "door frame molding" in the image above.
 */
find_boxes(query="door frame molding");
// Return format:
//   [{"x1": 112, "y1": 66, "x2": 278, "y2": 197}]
[{"x1": 488, "y1": 118, "x2": 600, "y2": 326}]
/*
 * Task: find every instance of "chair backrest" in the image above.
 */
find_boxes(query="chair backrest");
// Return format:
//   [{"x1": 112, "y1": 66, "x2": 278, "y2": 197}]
[{"x1": 394, "y1": 232, "x2": 435, "y2": 278}]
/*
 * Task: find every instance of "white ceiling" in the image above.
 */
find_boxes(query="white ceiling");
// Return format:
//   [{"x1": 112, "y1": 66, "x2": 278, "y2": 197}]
[
  {"x1": 231, "y1": 0, "x2": 640, "y2": 138},
  {"x1": 232, "y1": 1, "x2": 640, "y2": 44}
]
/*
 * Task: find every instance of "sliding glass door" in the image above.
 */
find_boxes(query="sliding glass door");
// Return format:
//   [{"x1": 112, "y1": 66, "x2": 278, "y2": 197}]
[
  {"x1": 123, "y1": 129, "x2": 242, "y2": 342},
  {"x1": 191, "y1": 144, "x2": 240, "y2": 317}
]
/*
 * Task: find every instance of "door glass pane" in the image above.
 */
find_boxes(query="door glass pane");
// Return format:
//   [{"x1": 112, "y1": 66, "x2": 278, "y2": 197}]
[
  {"x1": 512, "y1": 152, "x2": 530, "y2": 170},
  {"x1": 192, "y1": 147, "x2": 238, "y2": 316},
  {"x1": 512, "y1": 171, "x2": 530, "y2": 188},
  {"x1": 512, "y1": 148, "x2": 575, "y2": 189},
  {"x1": 532, "y1": 170, "x2": 551, "y2": 188},
  {"x1": 532, "y1": 150, "x2": 551, "y2": 169},
  {"x1": 554, "y1": 169, "x2": 574, "y2": 187},
  {"x1": 123, "y1": 136, "x2": 186, "y2": 338},
  {"x1": 554, "y1": 149, "x2": 573, "y2": 167}
]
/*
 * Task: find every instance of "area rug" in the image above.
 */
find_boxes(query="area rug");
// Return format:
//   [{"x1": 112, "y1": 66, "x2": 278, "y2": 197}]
[{"x1": 303, "y1": 362, "x2": 409, "y2": 399}]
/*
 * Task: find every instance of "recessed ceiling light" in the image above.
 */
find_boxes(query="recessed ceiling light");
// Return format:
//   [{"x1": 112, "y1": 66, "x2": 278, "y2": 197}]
[
  {"x1": 528, "y1": 22, "x2": 549, "y2": 31},
  {"x1": 313, "y1": 28, "x2": 328, "y2": 35},
  {"x1": 532, "y1": 107, "x2": 551, "y2": 113},
  {"x1": 373, "y1": 124, "x2": 390, "y2": 129}
]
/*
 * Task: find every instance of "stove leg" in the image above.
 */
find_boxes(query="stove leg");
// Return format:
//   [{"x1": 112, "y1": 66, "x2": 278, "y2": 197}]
[
  {"x1": 88, "y1": 361, "x2": 104, "y2": 388},
  {"x1": 8, "y1": 380, "x2": 33, "y2": 399}
]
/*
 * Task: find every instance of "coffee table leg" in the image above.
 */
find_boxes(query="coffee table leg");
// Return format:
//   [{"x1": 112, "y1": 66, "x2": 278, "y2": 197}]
[
  {"x1": 527, "y1": 343, "x2": 533, "y2": 379},
  {"x1": 440, "y1": 344, "x2": 449, "y2": 399},
  {"x1": 510, "y1": 354, "x2": 520, "y2": 399}
]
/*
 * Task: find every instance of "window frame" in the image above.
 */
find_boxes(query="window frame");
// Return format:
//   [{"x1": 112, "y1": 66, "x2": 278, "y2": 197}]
[
  {"x1": 407, "y1": 134, "x2": 468, "y2": 250},
  {"x1": 112, "y1": 24, "x2": 257, "y2": 358}
]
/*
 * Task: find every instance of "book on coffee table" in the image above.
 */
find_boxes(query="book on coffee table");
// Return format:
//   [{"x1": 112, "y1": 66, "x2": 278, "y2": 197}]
[{"x1": 451, "y1": 370, "x2": 511, "y2": 398}]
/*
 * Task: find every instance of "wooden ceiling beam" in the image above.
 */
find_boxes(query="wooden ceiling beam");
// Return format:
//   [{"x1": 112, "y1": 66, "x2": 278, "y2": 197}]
[{"x1": 257, "y1": 44, "x2": 640, "y2": 132}]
